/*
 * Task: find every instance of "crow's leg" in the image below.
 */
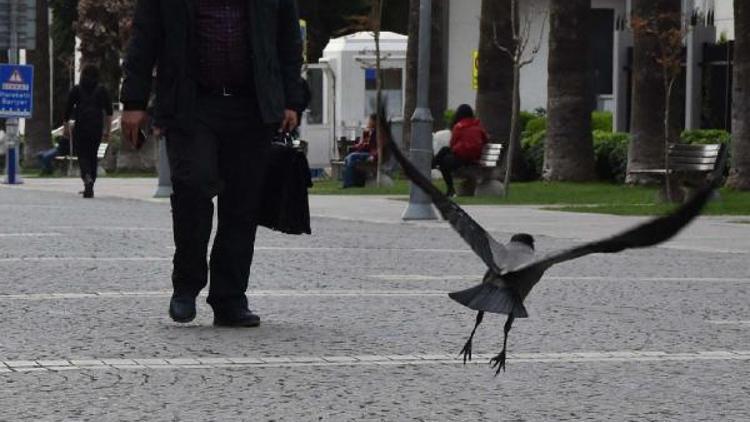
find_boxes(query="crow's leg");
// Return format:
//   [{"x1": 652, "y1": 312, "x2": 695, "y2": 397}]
[
  {"x1": 490, "y1": 312, "x2": 515, "y2": 375},
  {"x1": 459, "y1": 311, "x2": 484, "y2": 364}
]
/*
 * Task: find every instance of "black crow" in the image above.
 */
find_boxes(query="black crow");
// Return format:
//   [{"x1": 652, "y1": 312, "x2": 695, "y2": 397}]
[{"x1": 381, "y1": 115, "x2": 725, "y2": 375}]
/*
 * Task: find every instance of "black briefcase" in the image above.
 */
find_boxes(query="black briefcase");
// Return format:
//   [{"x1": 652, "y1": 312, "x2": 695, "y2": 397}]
[{"x1": 258, "y1": 132, "x2": 313, "y2": 235}]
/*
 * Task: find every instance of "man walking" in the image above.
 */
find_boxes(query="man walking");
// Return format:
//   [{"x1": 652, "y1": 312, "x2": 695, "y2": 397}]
[{"x1": 120, "y1": 0, "x2": 306, "y2": 326}]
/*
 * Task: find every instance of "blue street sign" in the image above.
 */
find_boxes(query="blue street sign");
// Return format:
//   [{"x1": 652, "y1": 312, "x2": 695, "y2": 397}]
[{"x1": 0, "y1": 64, "x2": 34, "y2": 118}]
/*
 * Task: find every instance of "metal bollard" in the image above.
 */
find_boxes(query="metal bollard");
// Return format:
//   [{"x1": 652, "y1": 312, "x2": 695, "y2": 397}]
[{"x1": 3, "y1": 127, "x2": 23, "y2": 185}]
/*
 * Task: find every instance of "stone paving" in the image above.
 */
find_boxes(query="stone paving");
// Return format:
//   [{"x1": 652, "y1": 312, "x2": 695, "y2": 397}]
[{"x1": 0, "y1": 178, "x2": 749, "y2": 421}]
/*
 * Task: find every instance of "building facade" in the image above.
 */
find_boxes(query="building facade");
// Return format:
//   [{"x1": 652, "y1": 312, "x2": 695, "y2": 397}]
[{"x1": 446, "y1": 0, "x2": 735, "y2": 131}]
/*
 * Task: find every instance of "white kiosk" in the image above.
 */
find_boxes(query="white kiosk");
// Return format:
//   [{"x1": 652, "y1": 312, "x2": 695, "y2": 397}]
[{"x1": 300, "y1": 31, "x2": 408, "y2": 172}]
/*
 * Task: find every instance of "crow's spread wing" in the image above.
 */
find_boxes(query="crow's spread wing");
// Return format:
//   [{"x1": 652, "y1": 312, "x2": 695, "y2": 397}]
[
  {"x1": 381, "y1": 116, "x2": 509, "y2": 274},
  {"x1": 512, "y1": 168, "x2": 724, "y2": 277}
]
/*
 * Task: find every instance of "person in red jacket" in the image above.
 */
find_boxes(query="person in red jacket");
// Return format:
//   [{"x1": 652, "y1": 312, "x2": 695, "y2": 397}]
[
  {"x1": 343, "y1": 114, "x2": 378, "y2": 188},
  {"x1": 432, "y1": 104, "x2": 488, "y2": 197}
]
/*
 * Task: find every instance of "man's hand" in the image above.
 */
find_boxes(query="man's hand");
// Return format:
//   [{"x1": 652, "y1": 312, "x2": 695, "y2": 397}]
[
  {"x1": 121, "y1": 110, "x2": 149, "y2": 149},
  {"x1": 280, "y1": 109, "x2": 299, "y2": 133}
]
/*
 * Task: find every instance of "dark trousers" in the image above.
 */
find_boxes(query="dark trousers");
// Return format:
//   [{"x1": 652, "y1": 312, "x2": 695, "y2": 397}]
[
  {"x1": 37, "y1": 147, "x2": 59, "y2": 174},
  {"x1": 166, "y1": 94, "x2": 273, "y2": 312},
  {"x1": 74, "y1": 132, "x2": 100, "y2": 183},
  {"x1": 432, "y1": 147, "x2": 468, "y2": 194}
]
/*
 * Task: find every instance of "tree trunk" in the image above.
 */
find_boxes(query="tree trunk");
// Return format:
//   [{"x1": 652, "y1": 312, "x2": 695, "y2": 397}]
[
  {"x1": 503, "y1": 64, "x2": 521, "y2": 196},
  {"x1": 25, "y1": 0, "x2": 52, "y2": 168},
  {"x1": 475, "y1": 0, "x2": 513, "y2": 152},
  {"x1": 429, "y1": 0, "x2": 447, "y2": 131},
  {"x1": 544, "y1": 0, "x2": 596, "y2": 182},
  {"x1": 403, "y1": 0, "x2": 448, "y2": 150},
  {"x1": 50, "y1": 0, "x2": 78, "y2": 129},
  {"x1": 76, "y1": 0, "x2": 127, "y2": 95},
  {"x1": 627, "y1": 0, "x2": 681, "y2": 184},
  {"x1": 727, "y1": 0, "x2": 750, "y2": 190},
  {"x1": 403, "y1": 0, "x2": 419, "y2": 150}
]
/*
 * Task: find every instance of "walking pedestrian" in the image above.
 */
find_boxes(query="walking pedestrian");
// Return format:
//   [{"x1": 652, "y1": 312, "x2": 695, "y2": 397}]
[
  {"x1": 63, "y1": 65, "x2": 113, "y2": 198},
  {"x1": 120, "y1": 0, "x2": 306, "y2": 326}
]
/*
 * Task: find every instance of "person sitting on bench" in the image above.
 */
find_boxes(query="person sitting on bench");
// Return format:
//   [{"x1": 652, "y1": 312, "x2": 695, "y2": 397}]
[
  {"x1": 433, "y1": 104, "x2": 488, "y2": 197},
  {"x1": 36, "y1": 136, "x2": 71, "y2": 175},
  {"x1": 342, "y1": 114, "x2": 378, "y2": 188}
]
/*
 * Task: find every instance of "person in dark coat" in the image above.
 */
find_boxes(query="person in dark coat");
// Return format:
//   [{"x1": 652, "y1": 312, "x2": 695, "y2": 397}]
[
  {"x1": 432, "y1": 104, "x2": 488, "y2": 197},
  {"x1": 63, "y1": 65, "x2": 113, "y2": 198},
  {"x1": 120, "y1": 0, "x2": 306, "y2": 327}
]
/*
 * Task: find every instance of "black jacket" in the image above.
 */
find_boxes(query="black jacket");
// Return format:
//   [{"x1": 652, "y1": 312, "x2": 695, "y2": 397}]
[
  {"x1": 120, "y1": 0, "x2": 305, "y2": 128},
  {"x1": 64, "y1": 85, "x2": 114, "y2": 138}
]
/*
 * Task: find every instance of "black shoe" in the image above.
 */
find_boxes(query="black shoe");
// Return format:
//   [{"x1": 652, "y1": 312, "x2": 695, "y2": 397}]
[
  {"x1": 213, "y1": 308, "x2": 261, "y2": 327},
  {"x1": 169, "y1": 295, "x2": 196, "y2": 323},
  {"x1": 83, "y1": 182, "x2": 94, "y2": 198}
]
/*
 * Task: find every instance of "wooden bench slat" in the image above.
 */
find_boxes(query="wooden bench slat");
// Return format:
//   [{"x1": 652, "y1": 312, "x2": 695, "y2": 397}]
[
  {"x1": 478, "y1": 143, "x2": 502, "y2": 168},
  {"x1": 629, "y1": 169, "x2": 668, "y2": 174},
  {"x1": 480, "y1": 154, "x2": 501, "y2": 161},
  {"x1": 669, "y1": 144, "x2": 721, "y2": 151},
  {"x1": 628, "y1": 143, "x2": 725, "y2": 189},
  {"x1": 669, "y1": 152, "x2": 721, "y2": 159},
  {"x1": 671, "y1": 164, "x2": 716, "y2": 171},
  {"x1": 669, "y1": 156, "x2": 721, "y2": 165}
]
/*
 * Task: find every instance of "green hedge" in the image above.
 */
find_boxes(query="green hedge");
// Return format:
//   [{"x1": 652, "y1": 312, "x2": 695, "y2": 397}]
[
  {"x1": 593, "y1": 130, "x2": 630, "y2": 182},
  {"x1": 592, "y1": 111, "x2": 613, "y2": 132},
  {"x1": 521, "y1": 111, "x2": 624, "y2": 181},
  {"x1": 521, "y1": 129, "x2": 630, "y2": 182},
  {"x1": 681, "y1": 129, "x2": 731, "y2": 145},
  {"x1": 521, "y1": 129, "x2": 546, "y2": 179}
]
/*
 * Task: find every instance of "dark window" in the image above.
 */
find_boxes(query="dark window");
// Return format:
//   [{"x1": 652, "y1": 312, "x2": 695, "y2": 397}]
[
  {"x1": 306, "y1": 68, "x2": 324, "y2": 125},
  {"x1": 591, "y1": 9, "x2": 614, "y2": 96},
  {"x1": 365, "y1": 68, "x2": 403, "y2": 118}
]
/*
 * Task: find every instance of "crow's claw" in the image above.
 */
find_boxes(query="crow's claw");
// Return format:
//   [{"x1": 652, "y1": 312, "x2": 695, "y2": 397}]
[
  {"x1": 459, "y1": 340, "x2": 473, "y2": 364},
  {"x1": 489, "y1": 351, "x2": 507, "y2": 375}
]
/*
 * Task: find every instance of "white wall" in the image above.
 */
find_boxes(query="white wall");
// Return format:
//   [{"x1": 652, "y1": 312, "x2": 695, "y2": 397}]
[
  {"x1": 446, "y1": 0, "x2": 480, "y2": 110},
  {"x1": 517, "y1": 0, "x2": 551, "y2": 113},
  {"x1": 713, "y1": 0, "x2": 735, "y2": 40},
  {"x1": 445, "y1": 0, "x2": 734, "y2": 122},
  {"x1": 447, "y1": 0, "x2": 552, "y2": 112}
]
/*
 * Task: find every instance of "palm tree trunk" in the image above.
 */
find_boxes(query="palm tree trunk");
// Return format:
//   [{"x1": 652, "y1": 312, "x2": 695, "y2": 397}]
[
  {"x1": 403, "y1": 0, "x2": 419, "y2": 151},
  {"x1": 429, "y1": 0, "x2": 447, "y2": 131},
  {"x1": 475, "y1": 0, "x2": 513, "y2": 153},
  {"x1": 50, "y1": 0, "x2": 78, "y2": 128},
  {"x1": 25, "y1": 0, "x2": 52, "y2": 168},
  {"x1": 544, "y1": 0, "x2": 596, "y2": 182},
  {"x1": 664, "y1": 79, "x2": 676, "y2": 201},
  {"x1": 727, "y1": 0, "x2": 750, "y2": 190},
  {"x1": 503, "y1": 64, "x2": 521, "y2": 196},
  {"x1": 627, "y1": 0, "x2": 681, "y2": 184}
]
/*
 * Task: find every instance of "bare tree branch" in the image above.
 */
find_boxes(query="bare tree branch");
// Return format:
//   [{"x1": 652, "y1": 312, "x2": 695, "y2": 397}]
[{"x1": 492, "y1": 22, "x2": 515, "y2": 60}]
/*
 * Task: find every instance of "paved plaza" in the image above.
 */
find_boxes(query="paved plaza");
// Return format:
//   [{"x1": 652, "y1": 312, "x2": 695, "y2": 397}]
[{"x1": 1, "y1": 178, "x2": 749, "y2": 421}]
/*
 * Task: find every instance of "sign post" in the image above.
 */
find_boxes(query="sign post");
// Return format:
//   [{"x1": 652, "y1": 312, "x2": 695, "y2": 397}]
[
  {"x1": 1, "y1": 0, "x2": 36, "y2": 185},
  {"x1": 402, "y1": 0, "x2": 437, "y2": 220}
]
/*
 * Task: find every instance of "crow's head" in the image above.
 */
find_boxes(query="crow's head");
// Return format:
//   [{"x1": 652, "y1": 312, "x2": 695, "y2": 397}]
[{"x1": 510, "y1": 233, "x2": 535, "y2": 250}]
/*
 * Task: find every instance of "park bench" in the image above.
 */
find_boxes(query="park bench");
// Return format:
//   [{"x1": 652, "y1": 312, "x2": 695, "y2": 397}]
[
  {"x1": 453, "y1": 143, "x2": 504, "y2": 196},
  {"x1": 54, "y1": 143, "x2": 110, "y2": 177},
  {"x1": 628, "y1": 143, "x2": 727, "y2": 201},
  {"x1": 332, "y1": 137, "x2": 394, "y2": 187}
]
